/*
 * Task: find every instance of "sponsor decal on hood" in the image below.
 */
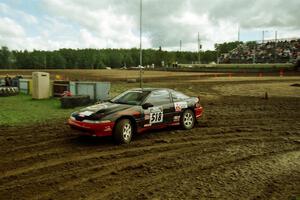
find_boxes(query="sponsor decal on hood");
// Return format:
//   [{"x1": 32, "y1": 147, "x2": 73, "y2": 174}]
[
  {"x1": 79, "y1": 111, "x2": 94, "y2": 117},
  {"x1": 80, "y1": 102, "x2": 118, "y2": 113}
]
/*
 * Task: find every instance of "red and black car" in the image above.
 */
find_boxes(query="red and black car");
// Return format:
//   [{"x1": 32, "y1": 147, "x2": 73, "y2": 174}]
[{"x1": 68, "y1": 88, "x2": 203, "y2": 144}]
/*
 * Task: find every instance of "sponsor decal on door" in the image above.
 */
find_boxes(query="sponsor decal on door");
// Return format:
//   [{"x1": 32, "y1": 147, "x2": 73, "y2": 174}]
[{"x1": 174, "y1": 102, "x2": 188, "y2": 112}]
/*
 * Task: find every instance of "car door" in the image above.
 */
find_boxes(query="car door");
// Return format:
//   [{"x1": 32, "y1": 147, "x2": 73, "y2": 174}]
[{"x1": 143, "y1": 89, "x2": 174, "y2": 127}]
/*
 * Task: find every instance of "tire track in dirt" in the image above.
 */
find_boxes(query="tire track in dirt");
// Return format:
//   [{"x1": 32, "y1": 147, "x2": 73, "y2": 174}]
[
  {"x1": 0, "y1": 136, "x2": 75, "y2": 155},
  {"x1": 2, "y1": 135, "x2": 298, "y2": 199},
  {"x1": 1, "y1": 127, "x2": 290, "y2": 165},
  {"x1": 1, "y1": 138, "x2": 223, "y2": 199},
  {"x1": 93, "y1": 147, "x2": 300, "y2": 200},
  {"x1": 34, "y1": 143, "x2": 214, "y2": 200},
  {"x1": 0, "y1": 131, "x2": 289, "y2": 179},
  {"x1": 1, "y1": 120, "x2": 298, "y2": 178},
  {"x1": 254, "y1": 170, "x2": 300, "y2": 200},
  {"x1": 0, "y1": 132, "x2": 292, "y2": 199},
  {"x1": 0, "y1": 134, "x2": 274, "y2": 180},
  {"x1": 53, "y1": 144, "x2": 300, "y2": 200}
]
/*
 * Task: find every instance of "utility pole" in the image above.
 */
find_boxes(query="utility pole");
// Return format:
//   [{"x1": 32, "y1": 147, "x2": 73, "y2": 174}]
[
  {"x1": 180, "y1": 40, "x2": 182, "y2": 52},
  {"x1": 275, "y1": 30, "x2": 278, "y2": 63},
  {"x1": 216, "y1": 44, "x2": 220, "y2": 64},
  {"x1": 253, "y1": 47, "x2": 256, "y2": 64},
  {"x1": 44, "y1": 54, "x2": 47, "y2": 69},
  {"x1": 262, "y1": 30, "x2": 269, "y2": 44},
  {"x1": 139, "y1": 0, "x2": 143, "y2": 88},
  {"x1": 198, "y1": 32, "x2": 201, "y2": 64},
  {"x1": 238, "y1": 26, "x2": 240, "y2": 42}
]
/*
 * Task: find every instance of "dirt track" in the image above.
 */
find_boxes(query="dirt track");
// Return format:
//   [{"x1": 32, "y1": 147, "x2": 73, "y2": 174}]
[{"x1": 1, "y1": 77, "x2": 300, "y2": 199}]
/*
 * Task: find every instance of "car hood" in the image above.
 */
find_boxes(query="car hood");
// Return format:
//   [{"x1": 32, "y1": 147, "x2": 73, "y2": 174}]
[{"x1": 72, "y1": 102, "x2": 134, "y2": 120}]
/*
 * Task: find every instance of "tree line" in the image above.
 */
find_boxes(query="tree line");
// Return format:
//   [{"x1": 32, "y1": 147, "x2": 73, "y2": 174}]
[{"x1": 0, "y1": 42, "x2": 242, "y2": 69}]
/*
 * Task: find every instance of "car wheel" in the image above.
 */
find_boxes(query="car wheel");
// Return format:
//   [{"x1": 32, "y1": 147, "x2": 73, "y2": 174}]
[
  {"x1": 113, "y1": 119, "x2": 133, "y2": 144},
  {"x1": 180, "y1": 109, "x2": 195, "y2": 130}
]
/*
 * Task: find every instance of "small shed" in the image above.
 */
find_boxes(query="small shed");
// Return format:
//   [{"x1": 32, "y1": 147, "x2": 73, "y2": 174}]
[
  {"x1": 70, "y1": 81, "x2": 110, "y2": 101},
  {"x1": 19, "y1": 79, "x2": 33, "y2": 94}
]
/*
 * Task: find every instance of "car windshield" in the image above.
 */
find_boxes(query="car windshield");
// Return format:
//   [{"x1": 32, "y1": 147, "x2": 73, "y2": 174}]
[{"x1": 111, "y1": 90, "x2": 150, "y2": 105}]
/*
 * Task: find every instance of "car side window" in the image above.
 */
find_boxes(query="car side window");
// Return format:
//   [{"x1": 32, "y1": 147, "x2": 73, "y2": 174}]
[
  {"x1": 145, "y1": 90, "x2": 171, "y2": 105},
  {"x1": 171, "y1": 91, "x2": 189, "y2": 102}
]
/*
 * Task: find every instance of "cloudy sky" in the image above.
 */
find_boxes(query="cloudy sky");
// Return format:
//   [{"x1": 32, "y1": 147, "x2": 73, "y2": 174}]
[{"x1": 0, "y1": 0, "x2": 300, "y2": 51}]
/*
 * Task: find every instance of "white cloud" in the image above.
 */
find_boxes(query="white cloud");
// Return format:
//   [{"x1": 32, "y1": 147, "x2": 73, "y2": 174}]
[
  {"x1": 0, "y1": 0, "x2": 300, "y2": 51},
  {"x1": 42, "y1": 0, "x2": 143, "y2": 49},
  {"x1": 0, "y1": 16, "x2": 79, "y2": 50},
  {"x1": 79, "y1": 29, "x2": 105, "y2": 48},
  {"x1": 0, "y1": 17, "x2": 25, "y2": 37},
  {"x1": 0, "y1": 2, "x2": 38, "y2": 25}
]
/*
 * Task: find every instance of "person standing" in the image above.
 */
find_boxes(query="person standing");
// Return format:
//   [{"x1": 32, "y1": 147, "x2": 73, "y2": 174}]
[{"x1": 4, "y1": 74, "x2": 12, "y2": 86}]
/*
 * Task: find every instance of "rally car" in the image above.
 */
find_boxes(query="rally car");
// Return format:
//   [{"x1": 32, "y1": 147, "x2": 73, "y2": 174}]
[{"x1": 68, "y1": 88, "x2": 203, "y2": 144}]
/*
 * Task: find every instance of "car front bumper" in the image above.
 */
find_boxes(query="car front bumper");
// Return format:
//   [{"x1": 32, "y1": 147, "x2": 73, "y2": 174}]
[{"x1": 68, "y1": 118, "x2": 115, "y2": 137}]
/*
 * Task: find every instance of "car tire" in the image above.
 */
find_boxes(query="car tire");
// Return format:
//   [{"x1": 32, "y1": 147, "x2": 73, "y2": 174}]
[
  {"x1": 113, "y1": 119, "x2": 133, "y2": 144},
  {"x1": 180, "y1": 109, "x2": 195, "y2": 130}
]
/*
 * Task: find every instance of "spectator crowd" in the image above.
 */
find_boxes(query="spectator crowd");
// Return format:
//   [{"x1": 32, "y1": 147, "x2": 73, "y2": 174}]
[{"x1": 220, "y1": 39, "x2": 300, "y2": 64}]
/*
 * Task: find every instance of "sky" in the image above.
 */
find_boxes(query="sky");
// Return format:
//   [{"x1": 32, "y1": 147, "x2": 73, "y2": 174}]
[{"x1": 0, "y1": 0, "x2": 300, "y2": 51}]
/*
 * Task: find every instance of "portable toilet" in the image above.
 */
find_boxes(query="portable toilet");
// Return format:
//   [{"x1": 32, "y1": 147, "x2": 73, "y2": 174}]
[{"x1": 32, "y1": 72, "x2": 50, "y2": 99}]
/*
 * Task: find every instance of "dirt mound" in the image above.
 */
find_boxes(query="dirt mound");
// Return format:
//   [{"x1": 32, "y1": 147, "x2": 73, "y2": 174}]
[{"x1": 1, "y1": 94, "x2": 299, "y2": 199}]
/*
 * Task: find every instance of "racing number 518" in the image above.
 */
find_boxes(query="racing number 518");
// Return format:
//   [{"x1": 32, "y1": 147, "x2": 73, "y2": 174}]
[{"x1": 151, "y1": 112, "x2": 162, "y2": 123}]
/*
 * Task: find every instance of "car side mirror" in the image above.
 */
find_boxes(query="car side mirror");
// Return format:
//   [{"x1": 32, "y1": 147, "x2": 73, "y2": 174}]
[{"x1": 142, "y1": 103, "x2": 153, "y2": 109}]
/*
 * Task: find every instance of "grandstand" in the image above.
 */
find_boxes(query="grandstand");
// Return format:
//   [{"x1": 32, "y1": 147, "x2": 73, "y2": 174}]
[{"x1": 220, "y1": 38, "x2": 300, "y2": 64}]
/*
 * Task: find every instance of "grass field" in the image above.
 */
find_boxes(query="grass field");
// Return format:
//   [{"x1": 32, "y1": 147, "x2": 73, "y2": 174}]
[{"x1": 0, "y1": 94, "x2": 76, "y2": 126}]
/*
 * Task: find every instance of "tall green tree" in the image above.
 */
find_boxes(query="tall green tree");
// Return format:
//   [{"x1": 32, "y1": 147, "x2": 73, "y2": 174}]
[
  {"x1": 0, "y1": 46, "x2": 224, "y2": 69},
  {"x1": 0, "y1": 46, "x2": 14, "y2": 69}
]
